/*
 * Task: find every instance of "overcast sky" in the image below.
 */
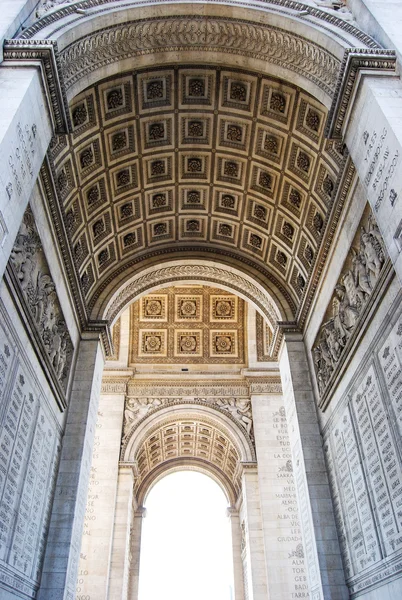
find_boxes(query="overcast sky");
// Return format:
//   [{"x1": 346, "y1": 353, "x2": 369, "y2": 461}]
[{"x1": 138, "y1": 471, "x2": 234, "y2": 600}]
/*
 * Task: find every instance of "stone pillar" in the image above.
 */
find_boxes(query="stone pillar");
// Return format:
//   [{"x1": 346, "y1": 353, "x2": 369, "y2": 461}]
[
  {"x1": 37, "y1": 334, "x2": 104, "y2": 600},
  {"x1": 227, "y1": 508, "x2": 245, "y2": 600},
  {"x1": 0, "y1": 66, "x2": 52, "y2": 280},
  {"x1": 127, "y1": 505, "x2": 146, "y2": 600},
  {"x1": 75, "y1": 391, "x2": 126, "y2": 599},
  {"x1": 250, "y1": 388, "x2": 309, "y2": 600},
  {"x1": 279, "y1": 330, "x2": 348, "y2": 600},
  {"x1": 108, "y1": 465, "x2": 136, "y2": 600},
  {"x1": 240, "y1": 463, "x2": 269, "y2": 600}
]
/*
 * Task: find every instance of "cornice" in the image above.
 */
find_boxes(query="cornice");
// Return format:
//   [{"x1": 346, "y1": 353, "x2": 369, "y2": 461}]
[
  {"x1": 326, "y1": 49, "x2": 397, "y2": 139},
  {"x1": 101, "y1": 377, "x2": 131, "y2": 394},
  {"x1": 3, "y1": 39, "x2": 72, "y2": 134},
  {"x1": 23, "y1": 0, "x2": 381, "y2": 51},
  {"x1": 39, "y1": 158, "x2": 88, "y2": 328},
  {"x1": 296, "y1": 155, "x2": 356, "y2": 328},
  {"x1": 245, "y1": 376, "x2": 282, "y2": 395}
]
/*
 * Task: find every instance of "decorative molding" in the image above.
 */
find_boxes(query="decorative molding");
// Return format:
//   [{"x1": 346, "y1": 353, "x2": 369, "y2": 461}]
[
  {"x1": 90, "y1": 246, "x2": 297, "y2": 322},
  {"x1": 240, "y1": 461, "x2": 258, "y2": 471},
  {"x1": 256, "y1": 312, "x2": 273, "y2": 361},
  {"x1": 58, "y1": 16, "x2": 340, "y2": 98},
  {"x1": 278, "y1": 320, "x2": 301, "y2": 334},
  {"x1": 248, "y1": 378, "x2": 282, "y2": 394},
  {"x1": 101, "y1": 377, "x2": 129, "y2": 394},
  {"x1": 122, "y1": 396, "x2": 254, "y2": 442},
  {"x1": 106, "y1": 265, "x2": 282, "y2": 355},
  {"x1": 108, "y1": 317, "x2": 121, "y2": 360},
  {"x1": 326, "y1": 49, "x2": 397, "y2": 139},
  {"x1": 22, "y1": 0, "x2": 381, "y2": 51},
  {"x1": 126, "y1": 380, "x2": 250, "y2": 397},
  {"x1": 3, "y1": 39, "x2": 72, "y2": 134},
  {"x1": 39, "y1": 158, "x2": 89, "y2": 329},
  {"x1": 296, "y1": 156, "x2": 355, "y2": 328}
]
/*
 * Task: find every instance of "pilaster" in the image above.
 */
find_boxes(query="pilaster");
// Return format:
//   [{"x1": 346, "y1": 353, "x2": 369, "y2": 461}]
[
  {"x1": 37, "y1": 334, "x2": 104, "y2": 600},
  {"x1": 127, "y1": 504, "x2": 146, "y2": 600},
  {"x1": 240, "y1": 462, "x2": 269, "y2": 600},
  {"x1": 279, "y1": 329, "x2": 348, "y2": 600},
  {"x1": 250, "y1": 384, "x2": 309, "y2": 600},
  {"x1": 108, "y1": 464, "x2": 137, "y2": 600},
  {"x1": 227, "y1": 507, "x2": 245, "y2": 600},
  {"x1": 75, "y1": 390, "x2": 126, "y2": 599}
]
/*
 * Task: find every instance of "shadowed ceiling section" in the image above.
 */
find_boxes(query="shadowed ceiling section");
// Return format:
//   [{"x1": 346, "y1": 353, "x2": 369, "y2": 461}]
[{"x1": 50, "y1": 65, "x2": 347, "y2": 315}]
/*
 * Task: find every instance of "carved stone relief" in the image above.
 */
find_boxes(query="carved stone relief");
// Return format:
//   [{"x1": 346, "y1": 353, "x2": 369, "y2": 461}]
[
  {"x1": 122, "y1": 396, "x2": 254, "y2": 442},
  {"x1": 313, "y1": 208, "x2": 386, "y2": 402},
  {"x1": 36, "y1": 0, "x2": 75, "y2": 18},
  {"x1": 256, "y1": 312, "x2": 274, "y2": 361},
  {"x1": 9, "y1": 207, "x2": 73, "y2": 392}
]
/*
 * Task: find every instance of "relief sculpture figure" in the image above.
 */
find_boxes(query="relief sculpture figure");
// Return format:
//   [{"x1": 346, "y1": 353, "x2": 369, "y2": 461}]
[
  {"x1": 123, "y1": 397, "x2": 164, "y2": 438},
  {"x1": 9, "y1": 209, "x2": 73, "y2": 389},
  {"x1": 313, "y1": 212, "x2": 386, "y2": 397},
  {"x1": 216, "y1": 398, "x2": 253, "y2": 436}
]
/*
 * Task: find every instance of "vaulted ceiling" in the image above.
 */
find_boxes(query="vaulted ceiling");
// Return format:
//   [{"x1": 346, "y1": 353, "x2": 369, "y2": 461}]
[
  {"x1": 49, "y1": 65, "x2": 347, "y2": 317},
  {"x1": 131, "y1": 416, "x2": 242, "y2": 502}
]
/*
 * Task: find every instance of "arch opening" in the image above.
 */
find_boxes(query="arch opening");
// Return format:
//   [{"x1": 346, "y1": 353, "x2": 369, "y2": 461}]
[{"x1": 138, "y1": 470, "x2": 235, "y2": 600}]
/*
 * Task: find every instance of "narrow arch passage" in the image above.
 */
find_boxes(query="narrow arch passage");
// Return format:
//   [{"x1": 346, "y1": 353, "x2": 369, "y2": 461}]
[{"x1": 138, "y1": 471, "x2": 235, "y2": 600}]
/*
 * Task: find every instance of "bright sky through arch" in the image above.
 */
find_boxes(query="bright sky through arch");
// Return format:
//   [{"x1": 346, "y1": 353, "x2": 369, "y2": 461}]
[{"x1": 138, "y1": 471, "x2": 235, "y2": 600}]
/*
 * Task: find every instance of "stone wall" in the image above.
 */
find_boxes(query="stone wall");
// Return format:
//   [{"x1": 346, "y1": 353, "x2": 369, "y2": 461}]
[
  {"x1": 321, "y1": 283, "x2": 402, "y2": 597},
  {"x1": 0, "y1": 284, "x2": 63, "y2": 599}
]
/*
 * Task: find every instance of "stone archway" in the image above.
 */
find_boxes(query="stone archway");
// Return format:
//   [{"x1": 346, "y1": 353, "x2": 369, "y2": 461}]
[
  {"x1": 119, "y1": 403, "x2": 256, "y2": 600},
  {"x1": 1, "y1": 4, "x2": 401, "y2": 600}
]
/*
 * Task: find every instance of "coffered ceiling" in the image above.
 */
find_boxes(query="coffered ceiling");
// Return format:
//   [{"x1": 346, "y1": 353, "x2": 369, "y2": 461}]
[
  {"x1": 49, "y1": 65, "x2": 346, "y2": 316},
  {"x1": 129, "y1": 285, "x2": 246, "y2": 365},
  {"x1": 133, "y1": 417, "x2": 242, "y2": 500}
]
